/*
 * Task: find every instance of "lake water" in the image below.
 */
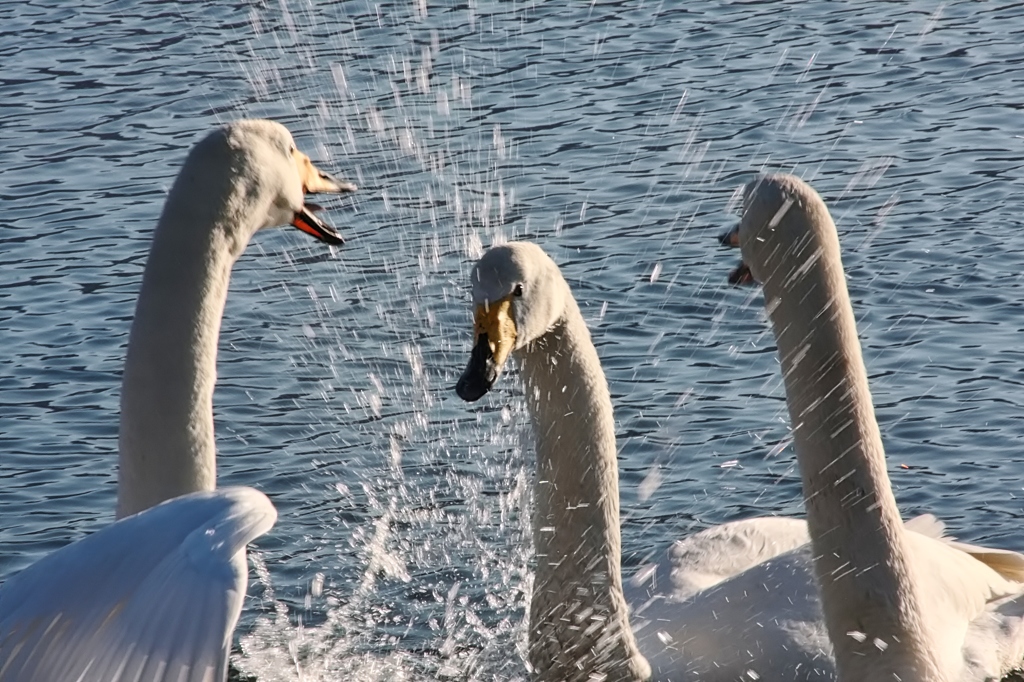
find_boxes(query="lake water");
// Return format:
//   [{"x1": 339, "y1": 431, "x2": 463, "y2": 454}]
[{"x1": 3, "y1": 0, "x2": 1024, "y2": 679}]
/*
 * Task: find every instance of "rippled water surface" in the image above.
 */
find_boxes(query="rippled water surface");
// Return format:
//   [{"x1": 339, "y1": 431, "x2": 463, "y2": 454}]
[{"x1": 3, "y1": 0, "x2": 1024, "y2": 678}]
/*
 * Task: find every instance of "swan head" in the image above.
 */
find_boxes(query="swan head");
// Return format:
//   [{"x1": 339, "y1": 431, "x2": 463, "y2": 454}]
[
  {"x1": 182, "y1": 119, "x2": 356, "y2": 245},
  {"x1": 724, "y1": 173, "x2": 828, "y2": 285},
  {"x1": 455, "y1": 242, "x2": 570, "y2": 401}
]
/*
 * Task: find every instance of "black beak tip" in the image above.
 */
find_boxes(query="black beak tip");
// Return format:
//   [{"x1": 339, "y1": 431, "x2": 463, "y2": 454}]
[
  {"x1": 321, "y1": 230, "x2": 345, "y2": 246},
  {"x1": 457, "y1": 334, "x2": 501, "y2": 402},
  {"x1": 455, "y1": 373, "x2": 490, "y2": 402}
]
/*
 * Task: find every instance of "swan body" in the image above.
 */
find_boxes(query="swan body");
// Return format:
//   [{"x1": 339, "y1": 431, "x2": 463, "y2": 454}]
[
  {"x1": 0, "y1": 487, "x2": 277, "y2": 682},
  {"x1": 628, "y1": 515, "x2": 809, "y2": 600},
  {"x1": 455, "y1": 241, "x2": 1024, "y2": 681},
  {"x1": 733, "y1": 173, "x2": 1024, "y2": 681},
  {"x1": 118, "y1": 118, "x2": 355, "y2": 518}
]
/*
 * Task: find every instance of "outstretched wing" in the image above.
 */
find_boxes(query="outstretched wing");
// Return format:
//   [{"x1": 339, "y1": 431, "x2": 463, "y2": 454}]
[{"x1": 0, "y1": 487, "x2": 277, "y2": 682}]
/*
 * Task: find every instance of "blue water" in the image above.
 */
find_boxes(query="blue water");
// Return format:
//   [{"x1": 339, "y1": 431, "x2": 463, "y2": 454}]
[{"x1": 3, "y1": 0, "x2": 1024, "y2": 678}]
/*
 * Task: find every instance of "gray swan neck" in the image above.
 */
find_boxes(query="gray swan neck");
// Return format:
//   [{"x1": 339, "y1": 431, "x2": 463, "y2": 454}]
[
  {"x1": 116, "y1": 173, "x2": 257, "y2": 520},
  {"x1": 519, "y1": 298, "x2": 650, "y2": 681},
  {"x1": 758, "y1": 189, "x2": 946, "y2": 681}
]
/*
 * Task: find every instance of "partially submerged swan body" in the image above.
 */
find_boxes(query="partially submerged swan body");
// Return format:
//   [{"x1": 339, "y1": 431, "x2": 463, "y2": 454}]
[
  {"x1": 731, "y1": 173, "x2": 1024, "y2": 681},
  {"x1": 0, "y1": 488, "x2": 276, "y2": 682},
  {"x1": 0, "y1": 120, "x2": 354, "y2": 681},
  {"x1": 455, "y1": 240, "x2": 1024, "y2": 681}
]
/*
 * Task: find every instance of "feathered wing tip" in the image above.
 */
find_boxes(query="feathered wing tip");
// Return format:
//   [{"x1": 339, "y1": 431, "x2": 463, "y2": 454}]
[
  {"x1": 904, "y1": 513, "x2": 1024, "y2": 583},
  {"x1": 949, "y1": 544, "x2": 1024, "y2": 584},
  {"x1": 0, "y1": 487, "x2": 276, "y2": 682}
]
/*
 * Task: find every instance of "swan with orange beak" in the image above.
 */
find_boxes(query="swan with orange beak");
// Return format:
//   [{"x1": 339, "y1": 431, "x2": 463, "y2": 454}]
[{"x1": 455, "y1": 244, "x2": 568, "y2": 402}]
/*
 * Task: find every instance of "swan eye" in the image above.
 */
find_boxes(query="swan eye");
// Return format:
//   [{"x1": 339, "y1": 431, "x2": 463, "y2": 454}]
[{"x1": 513, "y1": 284, "x2": 524, "y2": 297}]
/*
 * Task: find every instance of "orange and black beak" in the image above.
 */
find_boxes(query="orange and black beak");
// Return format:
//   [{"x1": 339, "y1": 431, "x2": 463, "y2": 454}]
[
  {"x1": 291, "y1": 149, "x2": 357, "y2": 245},
  {"x1": 456, "y1": 296, "x2": 517, "y2": 402},
  {"x1": 720, "y1": 223, "x2": 755, "y2": 285}
]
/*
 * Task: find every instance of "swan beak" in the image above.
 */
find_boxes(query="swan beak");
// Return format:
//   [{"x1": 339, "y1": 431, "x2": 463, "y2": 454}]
[
  {"x1": 291, "y1": 149, "x2": 358, "y2": 245},
  {"x1": 292, "y1": 207, "x2": 345, "y2": 245},
  {"x1": 294, "y1": 149, "x2": 358, "y2": 194},
  {"x1": 456, "y1": 297, "x2": 517, "y2": 402},
  {"x1": 720, "y1": 223, "x2": 757, "y2": 285}
]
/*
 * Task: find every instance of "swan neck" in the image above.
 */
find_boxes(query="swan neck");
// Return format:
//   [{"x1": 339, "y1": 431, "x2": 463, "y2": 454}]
[
  {"x1": 116, "y1": 183, "x2": 255, "y2": 519},
  {"x1": 762, "y1": 226, "x2": 946, "y2": 681},
  {"x1": 520, "y1": 298, "x2": 650, "y2": 681}
]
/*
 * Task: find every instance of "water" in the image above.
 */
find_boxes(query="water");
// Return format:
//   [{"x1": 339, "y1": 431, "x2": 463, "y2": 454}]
[{"x1": 3, "y1": 0, "x2": 1024, "y2": 678}]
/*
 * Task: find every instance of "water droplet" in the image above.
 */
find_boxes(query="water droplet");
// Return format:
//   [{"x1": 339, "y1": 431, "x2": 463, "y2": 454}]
[{"x1": 638, "y1": 466, "x2": 663, "y2": 502}]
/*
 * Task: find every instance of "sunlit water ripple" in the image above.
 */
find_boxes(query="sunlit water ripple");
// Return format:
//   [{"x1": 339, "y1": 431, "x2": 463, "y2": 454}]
[{"x1": 3, "y1": 0, "x2": 1024, "y2": 679}]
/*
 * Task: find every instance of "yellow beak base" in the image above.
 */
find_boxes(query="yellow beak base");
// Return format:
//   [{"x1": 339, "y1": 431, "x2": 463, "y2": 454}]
[{"x1": 455, "y1": 296, "x2": 517, "y2": 402}]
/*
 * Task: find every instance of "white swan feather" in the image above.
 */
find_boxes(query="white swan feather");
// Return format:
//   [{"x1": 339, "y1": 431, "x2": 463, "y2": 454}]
[{"x1": 0, "y1": 487, "x2": 276, "y2": 682}]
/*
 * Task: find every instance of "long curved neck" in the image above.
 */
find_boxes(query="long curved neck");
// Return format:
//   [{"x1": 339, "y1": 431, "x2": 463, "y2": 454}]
[
  {"x1": 762, "y1": 226, "x2": 945, "y2": 682},
  {"x1": 116, "y1": 181, "x2": 253, "y2": 519},
  {"x1": 519, "y1": 297, "x2": 650, "y2": 682}
]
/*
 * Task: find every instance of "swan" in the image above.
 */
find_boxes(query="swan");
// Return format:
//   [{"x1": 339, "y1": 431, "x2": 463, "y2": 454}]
[
  {"x1": 0, "y1": 120, "x2": 353, "y2": 680},
  {"x1": 730, "y1": 172, "x2": 1024, "y2": 681},
  {"x1": 454, "y1": 241, "x2": 1024, "y2": 681},
  {"x1": 117, "y1": 118, "x2": 355, "y2": 518},
  {"x1": 455, "y1": 241, "x2": 815, "y2": 680},
  {"x1": 0, "y1": 488, "x2": 276, "y2": 682}
]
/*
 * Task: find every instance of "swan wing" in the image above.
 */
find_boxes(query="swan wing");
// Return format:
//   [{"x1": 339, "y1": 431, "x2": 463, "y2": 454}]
[
  {"x1": 943, "y1": 541, "x2": 1024, "y2": 583},
  {"x1": 626, "y1": 511, "x2": 940, "y2": 603},
  {"x1": 903, "y1": 513, "x2": 1024, "y2": 582},
  {"x1": 0, "y1": 487, "x2": 276, "y2": 682},
  {"x1": 633, "y1": 544, "x2": 833, "y2": 680},
  {"x1": 902, "y1": 512, "x2": 945, "y2": 538},
  {"x1": 627, "y1": 516, "x2": 810, "y2": 602},
  {"x1": 903, "y1": 531, "x2": 1024, "y2": 679},
  {"x1": 626, "y1": 515, "x2": 1018, "y2": 681},
  {"x1": 962, "y1": 591, "x2": 1024, "y2": 680},
  {"x1": 626, "y1": 513, "x2": 945, "y2": 605}
]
